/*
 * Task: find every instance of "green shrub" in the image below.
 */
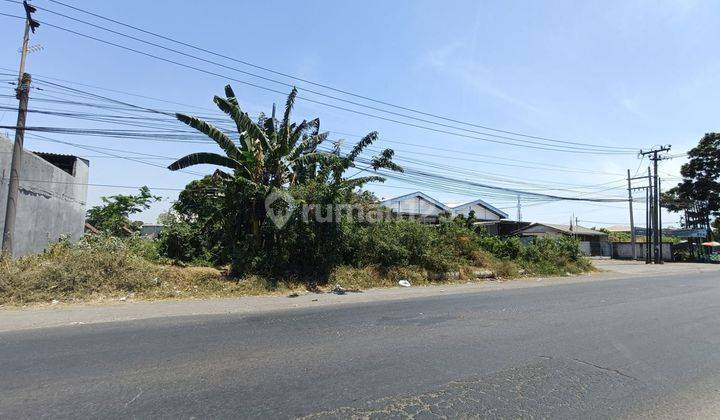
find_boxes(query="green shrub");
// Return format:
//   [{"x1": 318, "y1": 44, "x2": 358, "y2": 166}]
[
  {"x1": 348, "y1": 219, "x2": 461, "y2": 272},
  {"x1": 520, "y1": 236, "x2": 591, "y2": 275},
  {"x1": 157, "y1": 218, "x2": 217, "y2": 266}
]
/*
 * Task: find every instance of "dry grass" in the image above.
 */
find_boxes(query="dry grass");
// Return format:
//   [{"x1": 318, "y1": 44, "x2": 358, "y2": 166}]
[
  {"x1": 327, "y1": 263, "x2": 507, "y2": 291},
  {"x1": 0, "y1": 236, "x2": 593, "y2": 307},
  {"x1": 0, "y1": 237, "x2": 304, "y2": 306}
]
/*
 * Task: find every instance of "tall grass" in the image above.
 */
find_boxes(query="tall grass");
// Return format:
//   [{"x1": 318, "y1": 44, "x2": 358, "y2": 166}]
[
  {"x1": 1, "y1": 220, "x2": 593, "y2": 305},
  {"x1": 0, "y1": 235, "x2": 295, "y2": 305}
]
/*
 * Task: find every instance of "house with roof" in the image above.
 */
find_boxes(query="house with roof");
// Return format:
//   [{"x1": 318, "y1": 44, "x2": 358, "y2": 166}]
[
  {"x1": 450, "y1": 198, "x2": 508, "y2": 221},
  {"x1": 378, "y1": 192, "x2": 508, "y2": 223},
  {"x1": 378, "y1": 191, "x2": 451, "y2": 222},
  {"x1": 516, "y1": 223, "x2": 608, "y2": 241},
  {"x1": 0, "y1": 135, "x2": 89, "y2": 256},
  {"x1": 515, "y1": 222, "x2": 610, "y2": 256}
]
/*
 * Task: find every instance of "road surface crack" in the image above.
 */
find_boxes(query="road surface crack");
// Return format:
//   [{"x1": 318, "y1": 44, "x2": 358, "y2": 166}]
[
  {"x1": 125, "y1": 388, "x2": 143, "y2": 407},
  {"x1": 571, "y1": 358, "x2": 640, "y2": 381}
]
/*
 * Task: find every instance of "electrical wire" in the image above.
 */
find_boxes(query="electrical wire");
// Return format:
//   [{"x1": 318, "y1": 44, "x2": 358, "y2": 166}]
[
  {"x1": 0, "y1": 10, "x2": 638, "y2": 155},
  {"x1": 31, "y1": 0, "x2": 639, "y2": 152}
]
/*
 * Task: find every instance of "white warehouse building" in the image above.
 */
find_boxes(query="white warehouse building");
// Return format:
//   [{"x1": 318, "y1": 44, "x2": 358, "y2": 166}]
[{"x1": 378, "y1": 191, "x2": 508, "y2": 222}]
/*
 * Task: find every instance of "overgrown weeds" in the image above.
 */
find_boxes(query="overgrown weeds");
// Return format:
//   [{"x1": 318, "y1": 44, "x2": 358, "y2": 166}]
[
  {"x1": 1, "y1": 220, "x2": 594, "y2": 306},
  {"x1": 0, "y1": 235, "x2": 296, "y2": 305}
]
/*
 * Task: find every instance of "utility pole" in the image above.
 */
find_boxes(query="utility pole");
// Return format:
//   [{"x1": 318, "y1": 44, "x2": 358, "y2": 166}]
[
  {"x1": 658, "y1": 177, "x2": 663, "y2": 263},
  {"x1": 646, "y1": 167, "x2": 652, "y2": 264},
  {"x1": 629, "y1": 172, "x2": 651, "y2": 261},
  {"x1": 640, "y1": 146, "x2": 671, "y2": 264},
  {"x1": 627, "y1": 169, "x2": 636, "y2": 260},
  {"x1": 2, "y1": 1, "x2": 39, "y2": 256},
  {"x1": 516, "y1": 195, "x2": 521, "y2": 222}
]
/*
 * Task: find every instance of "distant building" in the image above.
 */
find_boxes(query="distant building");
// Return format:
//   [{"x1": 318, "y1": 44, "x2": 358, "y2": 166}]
[
  {"x1": 450, "y1": 198, "x2": 508, "y2": 221},
  {"x1": 0, "y1": 135, "x2": 89, "y2": 256},
  {"x1": 516, "y1": 222, "x2": 608, "y2": 241},
  {"x1": 378, "y1": 191, "x2": 452, "y2": 222},
  {"x1": 378, "y1": 192, "x2": 508, "y2": 223},
  {"x1": 140, "y1": 223, "x2": 164, "y2": 238},
  {"x1": 515, "y1": 222, "x2": 610, "y2": 256},
  {"x1": 604, "y1": 225, "x2": 632, "y2": 233},
  {"x1": 474, "y1": 220, "x2": 531, "y2": 236}
]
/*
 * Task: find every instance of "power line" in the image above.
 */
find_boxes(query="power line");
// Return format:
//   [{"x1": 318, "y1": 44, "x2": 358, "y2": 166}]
[
  {"x1": 1, "y1": 71, "x2": 635, "y2": 180},
  {"x1": 0, "y1": 64, "x2": 638, "y2": 203},
  {"x1": 24, "y1": 126, "x2": 626, "y2": 198},
  {"x1": 0, "y1": 87, "x2": 628, "y2": 178},
  {"x1": 0, "y1": 11, "x2": 637, "y2": 155},
  {"x1": 1, "y1": 106, "x2": 632, "y2": 197},
  {"x1": 35, "y1": 0, "x2": 639, "y2": 152},
  {"x1": 26, "y1": 133, "x2": 205, "y2": 177},
  {"x1": 21, "y1": 129, "x2": 631, "y2": 204},
  {"x1": 368, "y1": 162, "x2": 631, "y2": 203},
  {"x1": 0, "y1": 176, "x2": 187, "y2": 191}
]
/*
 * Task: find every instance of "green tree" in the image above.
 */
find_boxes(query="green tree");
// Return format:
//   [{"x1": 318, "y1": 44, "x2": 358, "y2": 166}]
[
  {"x1": 86, "y1": 187, "x2": 160, "y2": 236},
  {"x1": 662, "y1": 133, "x2": 720, "y2": 237},
  {"x1": 167, "y1": 85, "x2": 401, "y2": 276},
  {"x1": 157, "y1": 174, "x2": 227, "y2": 264}
]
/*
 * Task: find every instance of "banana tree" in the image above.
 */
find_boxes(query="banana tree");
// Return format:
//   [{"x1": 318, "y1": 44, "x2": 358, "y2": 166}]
[{"x1": 168, "y1": 85, "x2": 402, "y2": 274}]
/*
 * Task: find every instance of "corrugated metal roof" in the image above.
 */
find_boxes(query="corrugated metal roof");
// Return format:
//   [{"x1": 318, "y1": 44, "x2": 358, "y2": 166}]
[{"x1": 519, "y1": 223, "x2": 608, "y2": 236}]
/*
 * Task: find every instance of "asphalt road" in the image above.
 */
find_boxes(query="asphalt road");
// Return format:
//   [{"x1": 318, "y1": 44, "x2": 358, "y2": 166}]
[{"x1": 2, "y1": 270, "x2": 720, "y2": 418}]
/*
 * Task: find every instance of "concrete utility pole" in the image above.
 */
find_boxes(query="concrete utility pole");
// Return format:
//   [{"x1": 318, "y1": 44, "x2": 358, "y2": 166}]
[
  {"x1": 628, "y1": 172, "x2": 652, "y2": 261},
  {"x1": 516, "y1": 195, "x2": 521, "y2": 222},
  {"x1": 2, "y1": 1, "x2": 39, "y2": 256},
  {"x1": 638, "y1": 147, "x2": 671, "y2": 264},
  {"x1": 646, "y1": 167, "x2": 652, "y2": 264},
  {"x1": 627, "y1": 169, "x2": 636, "y2": 260},
  {"x1": 658, "y1": 177, "x2": 663, "y2": 262}
]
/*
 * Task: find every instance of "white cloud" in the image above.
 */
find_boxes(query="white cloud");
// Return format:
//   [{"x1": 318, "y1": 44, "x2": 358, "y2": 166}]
[{"x1": 423, "y1": 42, "x2": 544, "y2": 116}]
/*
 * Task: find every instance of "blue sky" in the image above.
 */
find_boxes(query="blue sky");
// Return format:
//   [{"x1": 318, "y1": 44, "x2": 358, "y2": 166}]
[{"x1": 1, "y1": 0, "x2": 718, "y2": 227}]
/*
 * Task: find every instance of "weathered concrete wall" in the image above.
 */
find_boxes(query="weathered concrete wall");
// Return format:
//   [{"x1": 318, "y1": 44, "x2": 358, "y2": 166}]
[
  {"x1": 579, "y1": 241, "x2": 613, "y2": 257},
  {"x1": 612, "y1": 242, "x2": 673, "y2": 261},
  {"x1": 0, "y1": 136, "x2": 89, "y2": 256}
]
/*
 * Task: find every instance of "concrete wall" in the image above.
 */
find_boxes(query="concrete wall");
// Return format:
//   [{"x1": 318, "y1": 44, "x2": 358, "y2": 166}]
[
  {"x1": 520, "y1": 237, "x2": 612, "y2": 257},
  {"x1": 612, "y1": 242, "x2": 673, "y2": 262},
  {"x1": 579, "y1": 241, "x2": 612, "y2": 257},
  {"x1": 0, "y1": 136, "x2": 89, "y2": 256}
]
